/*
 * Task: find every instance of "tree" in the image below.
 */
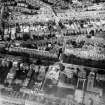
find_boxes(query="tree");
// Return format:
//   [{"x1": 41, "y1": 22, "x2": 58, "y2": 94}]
[
  {"x1": 23, "y1": 33, "x2": 30, "y2": 41},
  {"x1": 2, "y1": 6, "x2": 10, "y2": 20}
]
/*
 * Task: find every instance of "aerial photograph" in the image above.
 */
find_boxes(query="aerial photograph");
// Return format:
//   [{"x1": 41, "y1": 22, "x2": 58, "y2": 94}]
[{"x1": 0, "y1": 0, "x2": 105, "y2": 105}]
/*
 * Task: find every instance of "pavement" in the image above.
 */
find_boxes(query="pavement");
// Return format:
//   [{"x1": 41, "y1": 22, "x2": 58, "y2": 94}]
[{"x1": 42, "y1": 78, "x2": 74, "y2": 98}]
